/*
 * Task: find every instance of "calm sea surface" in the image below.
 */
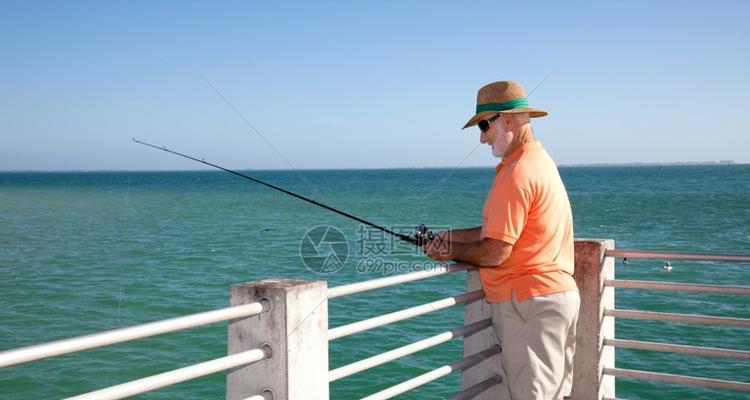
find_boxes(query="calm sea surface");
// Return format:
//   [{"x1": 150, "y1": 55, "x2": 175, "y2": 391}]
[{"x1": 1, "y1": 165, "x2": 749, "y2": 399}]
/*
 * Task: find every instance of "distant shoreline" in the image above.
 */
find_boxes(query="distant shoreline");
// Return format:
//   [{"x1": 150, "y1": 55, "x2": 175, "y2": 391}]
[
  {"x1": 558, "y1": 160, "x2": 739, "y2": 168},
  {"x1": 0, "y1": 161, "x2": 744, "y2": 173}
]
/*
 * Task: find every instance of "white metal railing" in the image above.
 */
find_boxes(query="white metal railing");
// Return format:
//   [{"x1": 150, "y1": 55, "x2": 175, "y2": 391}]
[
  {"x1": 603, "y1": 338, "x2": 750, "y2": 360},
  {"x1": 603, "y1": 249, "x2": 750, "y2": 395},
  {"x1": 328, "y1": 289, "x2": 483, "y2": 341},
  {"x1": 67, "y1": 347, "x2": 270, "y2": 400},
  {"x1": 322, "y1": 263, "x2": 500, "y2": 399},
  {"x1": 0, "y1": 302, "x2": 266, "y2": 369},
  {"x1": 328, "y1": 319, "x2": 492, "y2": 383},
  {"x1": 18, "y1": 245, "x2": 750, "y2": 398},
  {"x1": 222, "y1": 266, "x2": 492, "y2": 399},
  {"x1": 606, "y1": 278, "x2": 750, "y2": 295},
  {"x1": 327, "y1": 263, "x2": 472, "y2": 299},
  {"x1": 605, "y1": 249, "x2": 750, "y2": 263},
  {"x1": 361, "y1": 346, "x2": 501, "y2": 400},
  {"x1": 0, "y1": 302, "x2": 268, "y2": 399},
  {"x1": 604, "y1": 308, "x2": 750, "y2": 327},
  {"x1": 603, "y1": 367, "x2": 750, "y2": 392},
  {"x1": 2, "y1": 263, "x2": 478, "y2": 400}
]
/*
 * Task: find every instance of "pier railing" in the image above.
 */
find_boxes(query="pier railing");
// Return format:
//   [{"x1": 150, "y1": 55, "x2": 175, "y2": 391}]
[
  {"x1": 1, "y1": 240, "x2": 748, "y2": 399},
  {"x1": 600, "y1": 248, "x2": 750, "y2": 398},
  {"x1": 0, "y1": 300, "x2": 271, "y2": 399}
]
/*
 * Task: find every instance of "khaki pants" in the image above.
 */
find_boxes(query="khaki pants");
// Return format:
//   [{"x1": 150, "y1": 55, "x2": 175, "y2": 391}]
[{"x1": 490, "y1": 291, "x2": 580, "y2": 400}]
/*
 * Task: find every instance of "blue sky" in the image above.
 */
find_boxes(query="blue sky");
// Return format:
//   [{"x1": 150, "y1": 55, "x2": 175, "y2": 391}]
[{"x1": 1, "y1": 1, "x2": 748, "y2": 170}]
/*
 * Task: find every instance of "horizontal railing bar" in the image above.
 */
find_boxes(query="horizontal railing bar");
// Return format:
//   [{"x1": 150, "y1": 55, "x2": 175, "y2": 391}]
[
  {"x1": 446, "y1": 374, "x2": 503, "y2": 400},
  {"x1": 603, "y1": 367, "x2": 750, "y2": 392},
  {"x1": 0, "y1": 302, "x2": 266, "y2": 369},
  {"x1": 359, "y1": 346, "x2": 501, "y2": 400},
  {"x1": 605, "y1": 309, "x2": 750, "y2": 328},
  {"x1": 604, "y1": 338, "x2": 750, "y2": 360},
  {"x1": 327, "y1": 264, "x2": 472, "y2": 299},
  {"x1": 451, "y1": 345, "x2": 503, "y2": 372},
  {"x1": 328, "y1": 318, "x2": 491, "y2": 382},
  {"x1": 605, "y1": 249, "x2": 750, "y2": 263},
  {"x1": 66, "y1": 348, "x2": 267, "y2": 400},
  {"x1": 329, "y1": 290, "x2": 484, "y2": 341},
  {"x1": 606, "y1": 279, "x2": 750, "y2": 295},
  {"x1": 361, "y1": 365, "x2": 453, "y2": 400}
]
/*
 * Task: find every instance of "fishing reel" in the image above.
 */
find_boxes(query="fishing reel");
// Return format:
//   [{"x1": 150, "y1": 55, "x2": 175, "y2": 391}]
[{"x1": 413, "y1": 224, "x2": 435, "y2": 246}]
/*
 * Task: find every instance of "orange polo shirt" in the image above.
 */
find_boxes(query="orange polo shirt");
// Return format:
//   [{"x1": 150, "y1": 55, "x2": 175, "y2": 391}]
[{"x1": 480, "y1": 141, "x2": 577, "y2": 303}]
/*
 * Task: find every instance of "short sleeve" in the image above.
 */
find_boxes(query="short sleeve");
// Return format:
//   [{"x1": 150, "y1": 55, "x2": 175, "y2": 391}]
[{"x1": 481, "y1": 182, "x2": 532, "y2": 245}]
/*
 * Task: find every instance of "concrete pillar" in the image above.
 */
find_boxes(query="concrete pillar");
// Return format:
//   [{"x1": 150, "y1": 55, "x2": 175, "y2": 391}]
[
  {"x1": 226, "y1": 279, "x2": 329, "y2": 400},
  {"x1": 460, "y1": 269, "x2": 511, "y2": 400},
  {"x1": 571, "y1": 239, "x2": 616, "y2": 400}
]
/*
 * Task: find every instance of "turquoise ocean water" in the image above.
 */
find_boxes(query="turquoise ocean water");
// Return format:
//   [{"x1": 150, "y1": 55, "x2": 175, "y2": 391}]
[{"x1": 1, "y1": 165, "x2": 749, "y2": 399}]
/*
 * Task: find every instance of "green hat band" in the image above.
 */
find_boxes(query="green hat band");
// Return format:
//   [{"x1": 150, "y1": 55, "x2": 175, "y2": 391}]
[{"x1": 476, "y1": 97, "x2": 529, "y2": 114}]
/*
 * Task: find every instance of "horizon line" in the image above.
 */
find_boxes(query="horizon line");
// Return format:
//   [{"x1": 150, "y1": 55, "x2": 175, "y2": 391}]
[{"x1": 0, "y1": 160, "x2": 744, "y2": 173}]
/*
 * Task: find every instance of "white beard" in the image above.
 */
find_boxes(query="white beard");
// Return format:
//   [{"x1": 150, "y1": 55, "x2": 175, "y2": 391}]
[
  {"x1": 491, "y1": 131, "x2": 512, "y2": 158},
  {"x1": 491, "y1": 144, "x2": 503, "y2": 158}
]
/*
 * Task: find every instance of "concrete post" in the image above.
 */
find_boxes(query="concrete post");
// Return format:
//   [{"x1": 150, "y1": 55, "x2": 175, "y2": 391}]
[
  {"x1": 226, "y1": 279, "x2": 329, "y2": 400},
  {"x1": 571, "y1": 239, "x2": 616, "y2": 400},
  {"x1": 460, "y1": 269, "x2": 511, "y2": 400}
]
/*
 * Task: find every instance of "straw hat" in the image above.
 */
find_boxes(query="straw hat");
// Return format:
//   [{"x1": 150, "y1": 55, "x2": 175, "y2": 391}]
[{"x1": 462, "y1": 80, "x2": 547, "y2": 129}]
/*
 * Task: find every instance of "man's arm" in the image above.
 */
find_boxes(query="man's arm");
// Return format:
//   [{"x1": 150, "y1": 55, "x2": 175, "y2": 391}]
[
  {"x1": 423, "y1": 234, "x2": 513, "y2": 267},
  {"x1": 436, "y1": 226, "x2": 482, "y2": 243},
  {"x1": 450, "y1": 238, "x2": 513, "y2": 267}
]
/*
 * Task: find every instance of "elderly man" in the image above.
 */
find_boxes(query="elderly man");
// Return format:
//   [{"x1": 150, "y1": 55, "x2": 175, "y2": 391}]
[{"x1": 423, "y1": 81, "x2": 579, "y2": 400}]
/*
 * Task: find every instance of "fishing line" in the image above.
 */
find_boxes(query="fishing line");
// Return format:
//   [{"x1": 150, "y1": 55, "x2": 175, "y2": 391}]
[{"x1": 133, "y1": 138, "x2": 433, "y2": 245}]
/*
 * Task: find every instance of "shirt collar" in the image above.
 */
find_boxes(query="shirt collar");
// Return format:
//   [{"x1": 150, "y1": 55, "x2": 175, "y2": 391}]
[{"x1": 495, "y1": 141, "x2": 542, "y2": 174}]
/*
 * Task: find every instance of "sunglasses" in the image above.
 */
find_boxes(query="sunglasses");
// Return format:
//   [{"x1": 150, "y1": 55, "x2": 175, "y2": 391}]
[{"x1": 478, "y1": 113, "x2": 502, "y2": 133}]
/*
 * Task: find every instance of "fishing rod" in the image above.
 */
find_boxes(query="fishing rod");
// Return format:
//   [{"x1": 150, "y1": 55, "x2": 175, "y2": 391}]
[{"x1": 133, "y1": 138, "x2": 434, "y2": 245}]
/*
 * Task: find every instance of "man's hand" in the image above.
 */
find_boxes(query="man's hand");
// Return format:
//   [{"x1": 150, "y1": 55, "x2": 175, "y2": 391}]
[
  {"x1": 431, "y1": 230, "x2": 449, "y2": 244},
  {"x1": 422, "y1": 231, "x2": 453, "y2": 261},
  {"x1": 423, "y1": 234, "x2": 513, "y2": 267}
]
